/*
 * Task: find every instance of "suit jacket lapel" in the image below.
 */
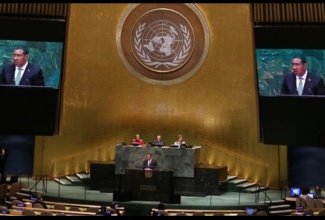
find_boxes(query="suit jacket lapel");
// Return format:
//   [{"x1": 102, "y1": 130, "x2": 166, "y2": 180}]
[
  {"x1": 20, "y1": 63, "x2": 31, "y2": 84},
  {"x1": 291, "y1": 74, "x2": 299, "y2": 95},
  {"x1": 303, "y1": 73, "x2": 311, "y2": 94},
  {"x1": 10, "y1": 64, "x2": 15, "y2": 82}
]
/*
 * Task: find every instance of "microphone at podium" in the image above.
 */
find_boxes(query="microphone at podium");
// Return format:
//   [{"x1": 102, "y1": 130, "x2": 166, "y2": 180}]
[{"x1": 144, "y1": 165, "x2": 159, "y2": 170}]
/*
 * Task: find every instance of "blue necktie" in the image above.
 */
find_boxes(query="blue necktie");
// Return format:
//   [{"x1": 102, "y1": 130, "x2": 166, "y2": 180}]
[
  {"x1": 15, "y1": 67, "x2": 22, "y2": 85},
  {"x1": 297, "y1": 77, "x2": 303, "y2": 95}
]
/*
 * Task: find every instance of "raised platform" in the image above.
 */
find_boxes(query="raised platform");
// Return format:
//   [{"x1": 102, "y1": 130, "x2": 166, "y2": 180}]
[
  {"x1": 175, "y1": 165, "x2": 228, "y2": 196},
  {"x1": 88, "y1": 161, "x2": 228, "y2": 198}
]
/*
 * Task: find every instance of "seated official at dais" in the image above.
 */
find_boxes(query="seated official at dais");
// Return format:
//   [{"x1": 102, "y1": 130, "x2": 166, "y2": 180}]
[{"x1": 151, "y1": 134, "x2": 165, "y2": 147}]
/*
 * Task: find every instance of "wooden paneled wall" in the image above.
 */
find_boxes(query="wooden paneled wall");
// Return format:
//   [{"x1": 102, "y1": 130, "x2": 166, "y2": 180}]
[
  {"x1": 0, "y1": 3, "x2": 69, "y2": 17},
  {"x1": 252, "y1": 3, "x2": 325, "y2": 23},
  {"x1": 3, "y1": 3, "x2": 324, "y2": 23}
]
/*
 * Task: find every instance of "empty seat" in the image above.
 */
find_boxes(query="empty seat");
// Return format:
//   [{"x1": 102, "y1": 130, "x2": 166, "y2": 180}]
[
  {"x1": 55, "y1": 213, "x2": 66, "y2": 216},
  {"x1": 0, "y1": 206, "x2": 9, "y2": 213},
  {"x1": 314, "y1": 199, "x2": 324, "y2": 208},
  {"x1": 213, "y1": 212, "x2": 224, "y2": 216},
  {"x1": 11, "y1": 199, "x2": 24, "y2": 207},
  {"x1": 54, "y1": 204, "x2": 66, "y2": 210},
  {"x1": 318, "y1": 209, "x2": 325, "y2": 216},
  {"x1": 303, "y1": 209, "x2": 314, "y2": 216},
  {"x1": 68, "y1": 206, "x2": 81, "y2": 212},
  {"x1": 6, "y1": 182, "x2": 21, "y2": 200},
  {"x1": 192, "y1": 211, "x2": 205, "y2": 216},
  {"x1": 33, "y1": 202, "x2": 46, "y2": 209},
  {"x1": 21, "y1": 209, "x2": 36, "y2": 216},
  {"x1": 86, "y1": 207, "x2": 99, "y2": 213},
  {"x1": 296, "y1": 197, "x2": 307, "y2": 209},
  {"x1": 305, "y1": 196, "x2": 316, "y2": 209},
  {"x1": 40, "y1": 210, "x2": 53, "y2": 216},
  {"x1": 256, "y1": 210, "x2": 268, "y2": 216}
]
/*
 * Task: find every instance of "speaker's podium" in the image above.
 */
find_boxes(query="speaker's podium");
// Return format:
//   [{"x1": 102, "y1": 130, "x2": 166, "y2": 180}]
[{"x1": 114, "y1": 168, "x2": 180, "y2": 204}]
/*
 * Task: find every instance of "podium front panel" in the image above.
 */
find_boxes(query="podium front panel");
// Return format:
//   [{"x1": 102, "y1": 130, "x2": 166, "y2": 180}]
[{"x1": 125, "y1": 169, "x2": 175, "y2": 203}]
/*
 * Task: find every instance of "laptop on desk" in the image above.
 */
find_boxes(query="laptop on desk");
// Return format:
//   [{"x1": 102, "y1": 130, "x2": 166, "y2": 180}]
[
  {"x1": 146, "y1": 142, "x2": 154, "y2": 147},
  {"x1": 170, "y1": 144, "x2": 179, "y2": 148},
  {"x1": 131, "y1": 142, "x2": 140, "y2": 147},
  {"x1": 153, "y1": 142, "x2": 164, "y2": 147}
]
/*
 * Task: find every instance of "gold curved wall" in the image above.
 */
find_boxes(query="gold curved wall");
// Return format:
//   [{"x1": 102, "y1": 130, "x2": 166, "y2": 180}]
[{"x1": 33, "y1": 3, "x2": 287, "y2": 189}]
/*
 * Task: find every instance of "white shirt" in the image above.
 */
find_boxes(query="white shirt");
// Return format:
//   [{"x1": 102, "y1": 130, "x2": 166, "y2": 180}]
[
  {"x1": 15, "y1": 62, "x2": 28, "y2": 79},
  {"x1": 296, "y1": 71, "x2": 307, "y2": 89},
  {"x1": 174, "y1": 141, "x2": 186, "y2": 147}
]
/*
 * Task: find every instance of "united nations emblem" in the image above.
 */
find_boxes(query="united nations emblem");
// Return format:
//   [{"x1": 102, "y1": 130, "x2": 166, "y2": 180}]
[
  {"x1": 145, "y1": 170, "x2": 153, "y2": 178},
  {"x1": 117, "y1": 4, "x2": 209, "y2": 85},
  {"x1": 132, "y1": 9, "x2": 194, "y2": 73}
]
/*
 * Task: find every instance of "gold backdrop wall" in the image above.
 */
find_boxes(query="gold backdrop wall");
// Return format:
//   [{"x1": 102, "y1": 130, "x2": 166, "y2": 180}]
[{"x1": 33, "y1": 3, "x2": 287, "y2": 189}]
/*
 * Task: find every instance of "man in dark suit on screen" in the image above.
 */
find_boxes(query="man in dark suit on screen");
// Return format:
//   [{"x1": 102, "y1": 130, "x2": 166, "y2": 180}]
[
  {"x1": 143, "y1": 153, "x2": 158, "y2": 170},
  {"x1": 0, "y1": 45, "x2": 44, "y2": 86},
  {"x1": 281, "y1": 54, "x2": 325, "y2": 96}
]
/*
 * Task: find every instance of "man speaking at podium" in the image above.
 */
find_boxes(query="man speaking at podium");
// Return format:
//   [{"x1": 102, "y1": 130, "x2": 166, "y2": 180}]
[
  {"x1": 0, "y1": 45, "x2": 44, "y2": 86},
  {"x1": 143, "y1": 153, "x2": 158, "y2": 170},
  {"x1": 281, "y1": 54, "x2": 325, "y2": 96}
]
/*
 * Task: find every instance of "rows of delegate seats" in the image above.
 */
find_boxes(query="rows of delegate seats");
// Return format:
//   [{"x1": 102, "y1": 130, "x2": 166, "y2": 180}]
[
  {"x1": 0, "y1": 182, "x2": 125, "y2": 216},
  {"x1": 151, "y1": 208, "x2": 249, "y2": 216}
]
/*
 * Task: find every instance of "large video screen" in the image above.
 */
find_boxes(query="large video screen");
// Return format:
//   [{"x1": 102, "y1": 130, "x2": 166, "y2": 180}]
[
  {"x1": 0, "y1": 16, "x2": 66, "y2": 135},
  {"x1": 256, "y1": 48, "x2": 325, "y2": 96},
  {"x1": 254, "y1": 25, "x2": 325, "y2": 146},
  {"x1": 0, "y1": 40, "x2": 63, "y2": 88}
]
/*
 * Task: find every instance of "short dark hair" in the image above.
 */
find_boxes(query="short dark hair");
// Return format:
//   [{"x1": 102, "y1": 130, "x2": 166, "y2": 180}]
[
  {"x1": 157, "y1": 202, "x2": 165, "y2": 210},
  {"x1": 110, "y1": 202, "x2": 118, "y2": 209},
  {"x1": 292, "y1": 54, "x2": 306, "y2": 64},
  {"x1": 14, "y1": 45, "x2": 29, "y2": 55},
  {"x1": 99, "y1": 205, "x2": 106, "y2": 213}
]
